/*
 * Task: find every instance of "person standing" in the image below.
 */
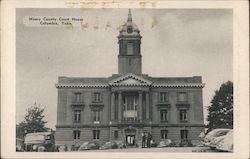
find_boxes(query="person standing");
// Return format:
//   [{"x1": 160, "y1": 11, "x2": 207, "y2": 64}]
[
  {"x1": 147, "y1": 133, "x2": 152, "y2": 148},
  {"x1": 142, "y1": 133, "x2": 146, "y2": 148}
]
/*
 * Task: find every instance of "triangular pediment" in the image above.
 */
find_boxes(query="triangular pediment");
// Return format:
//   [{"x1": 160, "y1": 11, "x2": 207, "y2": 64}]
[{"x1": 109, "y1": 73, "x2": 152, "y2": 86}]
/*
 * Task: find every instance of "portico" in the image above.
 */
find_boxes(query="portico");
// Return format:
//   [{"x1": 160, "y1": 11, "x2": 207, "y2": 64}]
[{"x1": 109, "y1": 74, "x2": 152, "y2": 124}]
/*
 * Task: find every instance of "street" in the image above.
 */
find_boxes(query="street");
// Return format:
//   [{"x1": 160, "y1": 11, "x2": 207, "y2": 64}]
[{"x1": 80, "y1": 147, "x2": 228, "y2": 153}]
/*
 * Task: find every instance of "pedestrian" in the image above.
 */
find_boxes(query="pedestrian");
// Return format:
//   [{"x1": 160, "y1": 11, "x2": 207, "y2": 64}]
[
  {"x1": 147, "y1": 133, "x2": 152, "y2": 148},
  {"x1": 142, "y1": 133, "x2": 146, "y2": 148}
]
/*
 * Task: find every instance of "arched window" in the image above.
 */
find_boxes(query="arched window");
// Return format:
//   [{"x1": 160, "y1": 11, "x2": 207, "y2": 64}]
[{"x1": 127, "y1": 26, "x2": 133, "y2": 33}]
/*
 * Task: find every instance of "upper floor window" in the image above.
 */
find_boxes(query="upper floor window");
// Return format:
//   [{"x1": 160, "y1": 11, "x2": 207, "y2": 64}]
[
  {"x1": 179, "y1": 109, "x2": 187, "y2": 121},
  {"x1": 159, "y1": 92, "x2": 168, "y2": 102},
  {"x1": 93, "y1": 110, "x2": 100, "y2": 122},
  {"x1": 94, "y1": 93, "x2": 101, "y2": 102},
  {"x1": 74, "y1": 93, "x2": 82, "y2": 102},
  {"x1": 178, "y1": 92, "x2": 187, "y2": 102},
  {"x1": 180, "y1": 130, "x2": 188, "y2": 140},
  {"x1": 160, "y1": 109, "x2": 168, "y2": 122},
  {"x1": 74, "y1": 110, "x2": 81, "y2": 123},
  {"x1": 93, "y1": 130, "x2": 100, "y2": 139},
  {"x1": 73, "y1": 130, "x2": 80, "y2": 140},
  {"x1": 161, "y1": 130, "x2": 168, "y2": 139},
  {"x1": 127, "y1": 43, "x2": 133, "y2": 55}
]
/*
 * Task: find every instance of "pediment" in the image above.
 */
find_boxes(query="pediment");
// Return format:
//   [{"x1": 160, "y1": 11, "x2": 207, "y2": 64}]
[{"x1": 109, "y1": 73, "x2": 152, "y2": 86}]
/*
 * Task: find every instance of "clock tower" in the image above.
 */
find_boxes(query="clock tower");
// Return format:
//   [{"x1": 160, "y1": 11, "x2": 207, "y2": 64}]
[{"x1": 118, "y1": 9, "x2": 142, "y2": 75}]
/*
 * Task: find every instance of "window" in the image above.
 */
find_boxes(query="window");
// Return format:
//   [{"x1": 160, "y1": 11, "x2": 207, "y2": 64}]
[
  {"x1": 94, "y1": 93, "x2": 101, "y2": 102},
  {"x1": 93, "y1": 130, "x2": 100, "y2": 139},
  {"x1": 74, "y1": 110, "x2": 81, "y2": 122},
  {"x1": 160, "y1": 109, "x2": 168, "y2": 121},
  {"x1": 180, "y1": 130, "x2": 188, "y2": 140},
  {"x1": 159, "y1": 92, "x2": 167, "y2": 102},
  {"x1": 73, "y1": 130, "x2": 80, "y2": 140},
  {"x1": 127, "y1": 43, "x2": 133, "y2": 55},
  {"x1": 74, "y1": 93, "x2": 82, "y2": 102},
  {"x1": 93, "y1": 110, "x2": 100, "y2": 122},
  {"x1": 124, "y1": 95, "x2": 137, "y2": 111},
  {"x1": 123, "y1": 95, "x2": 138, "y2": 120},
  {"x1": 114, "y1": 131, "x2": 118, "y2": 139},
  {"x1": 161, "y1": 130, "x2": 168, "y2": 139},
  {"x1": 179, "y1": 109, "x2": 187, "y2": 121},
  {"x1": 178, "y1": 92, "x2": 187, "y2": 102},
  {"x1": 45, "y1": 135, "x2": 51, "y2": 140}
]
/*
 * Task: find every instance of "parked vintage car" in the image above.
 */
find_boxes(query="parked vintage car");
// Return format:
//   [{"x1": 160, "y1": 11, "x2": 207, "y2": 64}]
[
  {"x1": 216, "y1": 130, "x2": 233, "y2": 152},
  {"x1": 178, "y1": 139, "x2": 193, "y2": 147},
  {"x1": 78, "y1": 141, "x2": 101, "y2": 151},
  {"x1": 203, "y1": 128, "x2": 231, "y2": 147},
  {"x1": 157, "y1": 139, "x2": 175, "y2": 148},
  {"x1": 24, "y1": 132, "x2": 56, "y2": 152},
  {"x1": 16, "y1": 138, "x2": 25, "y2": 152},
  {"x1": 99, "y1": 141, "x2": 118, "y2": 150},
  {"x1": 58, "y1": 145, "x2": 66, "y2": 152},
  {"x1": 114, "y1": 140, "x2": 126, "y2": 149}
]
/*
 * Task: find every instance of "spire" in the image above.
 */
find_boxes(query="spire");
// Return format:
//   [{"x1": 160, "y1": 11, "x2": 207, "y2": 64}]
[{"x1": 127, "y1": 9, "x2": 132, "y2": 22}]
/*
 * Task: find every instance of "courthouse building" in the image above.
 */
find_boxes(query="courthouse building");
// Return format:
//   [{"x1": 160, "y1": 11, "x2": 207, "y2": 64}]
[{"x1": 55, "y1": 10, "x2": 205, "y2": 147}]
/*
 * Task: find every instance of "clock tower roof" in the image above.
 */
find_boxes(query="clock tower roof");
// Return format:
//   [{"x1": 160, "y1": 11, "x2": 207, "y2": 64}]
[{"x1": 119, "y1": 9, "x2": 140, "y2": 36}]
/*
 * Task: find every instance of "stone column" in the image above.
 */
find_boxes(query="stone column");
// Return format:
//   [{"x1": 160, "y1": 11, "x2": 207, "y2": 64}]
[
  {"x1": 138, "y1": 91, "x2": 143, "y2": 122},
  {"x1": 146, "y1": 92, "x2": 150, "y2": 120},
  {"x1": 111, "y1": 92, "x2": 115, "y2": 121},
  {"x1": 118, "y1": 91, "x2": 122, "y2": 122}
]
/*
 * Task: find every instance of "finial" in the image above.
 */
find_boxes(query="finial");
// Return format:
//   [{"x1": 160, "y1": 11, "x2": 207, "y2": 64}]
[{"x1": 127, "y1": 9, "x2": 132, "y2": 22}]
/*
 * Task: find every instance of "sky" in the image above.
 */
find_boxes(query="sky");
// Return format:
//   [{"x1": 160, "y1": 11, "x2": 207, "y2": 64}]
[{"x1": 16, "y1": 9, "x2": 233, "y2": 129}]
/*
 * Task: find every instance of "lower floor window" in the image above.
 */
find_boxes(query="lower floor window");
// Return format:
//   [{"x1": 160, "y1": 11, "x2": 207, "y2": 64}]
[
  {"x1": 180, "y1": 130, "x2": 188, "y2": 140},
  {"x1": 93, "y1": 130, "x2": 100, "y2": 139},
  {"x1": 73, "y1": 130, "x2": 80, "y2": 140},
  {"x1": 114, "y1": 130, "x2": 118, "y2": 139},
  {"x1": 161, "y1": 130, "x2": 168, "y2": 139}
]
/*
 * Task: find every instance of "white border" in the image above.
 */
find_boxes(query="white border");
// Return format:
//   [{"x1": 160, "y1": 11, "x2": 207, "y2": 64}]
[{"x1": 1, "y1": 0, "x2": 249, "y2": 158}]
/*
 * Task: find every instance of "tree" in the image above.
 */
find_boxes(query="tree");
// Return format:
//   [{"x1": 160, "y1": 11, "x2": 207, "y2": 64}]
[
  {"x1": 207, "y1": 81, "x2": 233, "y2": 132},
  {"x1": 16, "y1": 103, "x2": 49, "y2": 138}
]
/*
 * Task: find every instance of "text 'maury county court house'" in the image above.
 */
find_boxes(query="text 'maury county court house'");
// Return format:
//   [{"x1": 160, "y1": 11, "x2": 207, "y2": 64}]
[{"x1": 55, "y1": 9, "x2": 205, "y2": 147}]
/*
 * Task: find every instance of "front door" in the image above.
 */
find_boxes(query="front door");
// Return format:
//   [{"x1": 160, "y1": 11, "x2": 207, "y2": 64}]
[{"x1": 126, "y1": 135, "x2": 135, "y2": 146}]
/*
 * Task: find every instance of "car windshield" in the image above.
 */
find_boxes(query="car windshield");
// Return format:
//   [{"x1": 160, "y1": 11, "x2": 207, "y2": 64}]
[
  {"x1": 25, "y1": 135, "x2": 45, "y2": 142},
  {"x1": 206, "y1": 129, "x2": 230, "y2": 139},
  {"x1": 214, "y1": 130, "x2": 229, "y2": 137},
  {"x1": 105, "y1": 142, "x2": 112, "y2": 145},
  {"x1": 81, "y1": 142, "x2": 89, "y2": 146}
]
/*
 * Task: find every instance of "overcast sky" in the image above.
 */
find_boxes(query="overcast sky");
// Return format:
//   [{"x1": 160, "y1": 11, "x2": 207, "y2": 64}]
[{"x1": 16, "y1": 9, "x2": 233, "y2": 129}]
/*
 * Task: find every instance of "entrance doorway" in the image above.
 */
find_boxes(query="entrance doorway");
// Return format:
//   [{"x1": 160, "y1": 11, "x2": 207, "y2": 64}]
[
  {"x1": 126, "y1": 135, "x2": 135, "y2": 146},
  {"x1": 125, "y1": 127, "x2": 136, "y2": 146}
]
